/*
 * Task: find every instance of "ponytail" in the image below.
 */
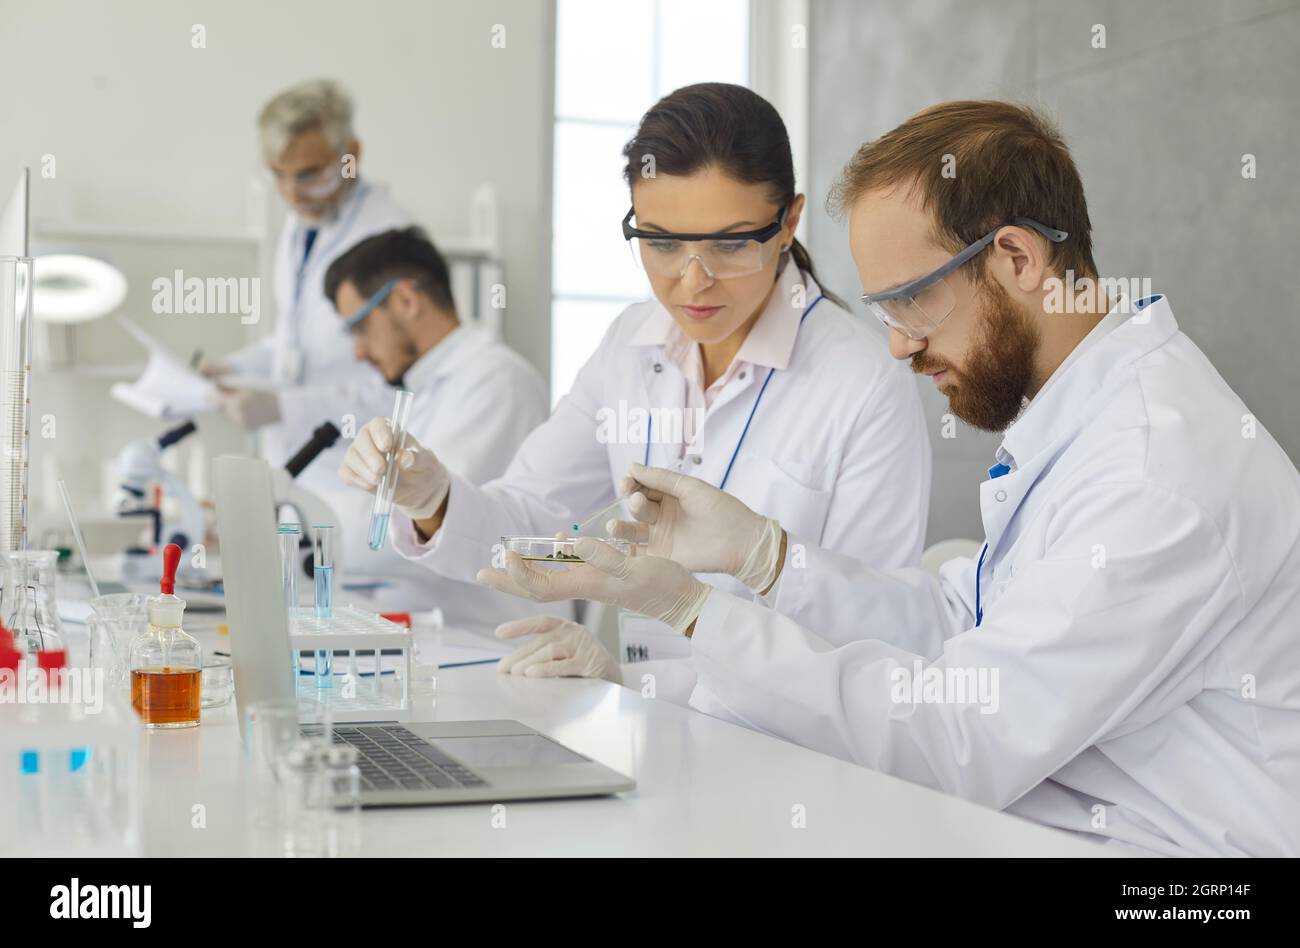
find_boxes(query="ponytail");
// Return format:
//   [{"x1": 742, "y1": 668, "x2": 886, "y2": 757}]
[{"x1": 789, "y1": 237, "x2": 847, "y2": 309}]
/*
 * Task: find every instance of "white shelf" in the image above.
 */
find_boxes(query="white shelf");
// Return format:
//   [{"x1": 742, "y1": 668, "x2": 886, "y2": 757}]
[
  {"x1": 38, "y1": 362, "x2": 145, "y2": 381},
  {"x1": 34, "y1": 220, "x2": 263, "y2": 247}
]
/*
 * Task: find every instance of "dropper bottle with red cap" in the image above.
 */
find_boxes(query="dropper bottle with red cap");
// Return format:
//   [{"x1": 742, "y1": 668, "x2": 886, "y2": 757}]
[{"x1": 128, "y1": 543, "x2": 202, "y2": 728}]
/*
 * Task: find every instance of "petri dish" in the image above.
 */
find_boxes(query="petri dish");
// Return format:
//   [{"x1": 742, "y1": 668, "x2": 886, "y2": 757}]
[
  {"x1": 500, "y1": 536, "x2": 639, "y2": 564},
  {"x1": 201, "y1": 655, "x2": 234, "y2": 708}
]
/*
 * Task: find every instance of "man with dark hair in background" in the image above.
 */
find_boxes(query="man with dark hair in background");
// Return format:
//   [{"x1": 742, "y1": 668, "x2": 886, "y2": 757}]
[{"x1": 326, "y1": 226, "x2": 562, "y2": 632}]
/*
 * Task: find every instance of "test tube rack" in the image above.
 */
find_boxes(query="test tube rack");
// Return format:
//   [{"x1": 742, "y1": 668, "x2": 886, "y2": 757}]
[{"x1": 289, "y1": 606, "x2": 413, "y2": 722}]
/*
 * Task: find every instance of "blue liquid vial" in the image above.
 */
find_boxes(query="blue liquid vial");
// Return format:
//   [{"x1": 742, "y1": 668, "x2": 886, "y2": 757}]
[
  {"x1": 314, "y1": 565, "x2": 334, "y2": 619},
  {"x1": 368, "y1": 390, "x2": 414, "y2": 552},
  {"x1": 314, "y1": 565, "x2": 333, "y2": 687},
  {"x1": 368, "y1": 511, "x2": 391, "y2": 551},
  {"x1": 312, "y1": 525, "x2": 336, "y2": 688}
]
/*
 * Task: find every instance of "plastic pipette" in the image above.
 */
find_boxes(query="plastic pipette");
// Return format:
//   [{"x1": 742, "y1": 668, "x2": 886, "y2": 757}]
[
  {"x1": 56, "y1": 479, "x2": 100, "y2": 600},
  {"x1": 569, "y1": 495, "x2": 629, "y2": 536}
]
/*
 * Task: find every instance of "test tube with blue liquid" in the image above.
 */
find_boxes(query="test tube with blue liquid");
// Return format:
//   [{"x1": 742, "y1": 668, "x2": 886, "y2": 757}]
[
  {"x1": 279, "y1": 524, "x2": 301, "y2": 678},
  {"x1": 368, "y1": 389, "x2": 414, "y2": 551},
  {"x1": 312, "y1": 524, "x2": 334, "y2": 687}
]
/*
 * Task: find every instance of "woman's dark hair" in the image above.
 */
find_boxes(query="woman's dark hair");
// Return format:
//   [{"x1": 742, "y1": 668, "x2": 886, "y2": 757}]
[{"x1": 621, "y1": 82, "x2": 844, "y2": 308}]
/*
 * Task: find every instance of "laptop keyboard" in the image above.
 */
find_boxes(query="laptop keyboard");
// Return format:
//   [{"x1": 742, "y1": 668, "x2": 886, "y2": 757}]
[{"x1": 300, "y1": 724, "x2": 489, "y2": 792}]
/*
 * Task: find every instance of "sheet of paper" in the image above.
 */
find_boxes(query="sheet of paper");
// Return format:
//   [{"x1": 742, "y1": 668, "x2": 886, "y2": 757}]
[
  {"x1": 414, "y1": 625, "x2": 512, "y2": 668},
  {"x1": 110, "y1": 318, "x2": 222, "y2": 419}
]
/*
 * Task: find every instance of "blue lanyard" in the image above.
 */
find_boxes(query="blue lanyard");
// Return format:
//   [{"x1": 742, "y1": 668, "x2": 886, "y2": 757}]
[
  {"x1": 974, "y1": 461, "x2": 1012, "y2": 627},
  {"x1": 643, "y1": 293, "x2": 825, "y2": 491},
  {"x1": 974, "y1": 542, "x2": 989, "y2": 627}
]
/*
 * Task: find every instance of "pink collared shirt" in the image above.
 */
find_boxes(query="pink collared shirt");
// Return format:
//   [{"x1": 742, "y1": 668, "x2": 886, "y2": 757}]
[{"x1": 627, "y1": 268, "x2": 806, "y2": 451}]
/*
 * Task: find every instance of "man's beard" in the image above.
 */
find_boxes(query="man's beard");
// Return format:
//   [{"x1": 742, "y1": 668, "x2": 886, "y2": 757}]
[
  {"x1": 912, "y1": 278, "x2": 1039, "y2": 433},
  {"x1": 295, "y1": 177, "x2": 357, "y2": 226},
  {"x1": 383, "y1": 337, "x2": 422, "y2": 387}
]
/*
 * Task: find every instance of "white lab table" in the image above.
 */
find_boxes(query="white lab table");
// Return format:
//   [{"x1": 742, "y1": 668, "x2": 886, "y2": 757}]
[{"x1": 124, "y1": 616, "x2": 1119, "y2": 858}]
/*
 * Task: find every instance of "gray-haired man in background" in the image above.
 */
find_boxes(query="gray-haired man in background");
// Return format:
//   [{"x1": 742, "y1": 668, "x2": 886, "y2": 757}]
[{"x1": 205, "y1": 79, "x2": 410, "y2": 492}]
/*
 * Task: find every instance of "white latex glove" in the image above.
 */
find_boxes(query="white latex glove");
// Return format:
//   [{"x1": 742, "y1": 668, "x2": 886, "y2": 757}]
[
  {"x1": 197, "y1": 358, "x2": 232, "y2": 380},
  {"x1": 338, "y1": 416, "x2": 448, "y2": 520},
  {"x1": 477, "y1": 536, "x2": 711, "y2": 635},
  {"x1": 495, "y1": 615, "x2": 621, "y2": 682},
  {"x1": 218, "y1": 384, "x2": 281, "y2": 430},
  {"x1": 607, "y1": 462, "x2": 784, "y2": 593}
]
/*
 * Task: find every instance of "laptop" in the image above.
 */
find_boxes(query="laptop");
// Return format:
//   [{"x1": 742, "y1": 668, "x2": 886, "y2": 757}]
[{"x1": 212, "y1": 455, "x2": 634, "y2": 806}]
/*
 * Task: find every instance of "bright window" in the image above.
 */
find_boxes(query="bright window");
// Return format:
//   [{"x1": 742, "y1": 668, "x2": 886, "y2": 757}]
[{"x1": 550, "y1": 0, "x2": 750, "y2": 403}]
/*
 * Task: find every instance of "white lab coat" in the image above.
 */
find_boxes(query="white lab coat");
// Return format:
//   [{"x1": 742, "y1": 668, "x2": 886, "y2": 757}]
[
  {"x1": 227, "y1": 179, "x2": 411, "y2": 492},
  {"x1": 326, "y1": 326, "x2": 564, "y2": 632},
  {"x1": 391, "y1": 264, "x2": 933, "y2": 650},
  {"x1": 685, "y1": 295, "x2": 1300, "y2": 857}
]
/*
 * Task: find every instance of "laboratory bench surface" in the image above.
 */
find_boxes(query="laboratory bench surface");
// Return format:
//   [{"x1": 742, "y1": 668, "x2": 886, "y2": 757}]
[{"x1": 135, "y1": 623, "x2": 1120, "y2": 858}]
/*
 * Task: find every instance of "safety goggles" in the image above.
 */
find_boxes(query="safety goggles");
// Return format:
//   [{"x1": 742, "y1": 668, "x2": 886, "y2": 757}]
[
  {"x1": 622, "y1": 205, "x2": 788, "y2": 280},
  {"x1": 860, "y1": 217, "x2": 1068, "y2": 340},
  {"x1": 270, "y1": 160, "x2": 346, "y2": 201},
  {"x1": 342, "y1": 277, "x2": 400, "y2": 333}
]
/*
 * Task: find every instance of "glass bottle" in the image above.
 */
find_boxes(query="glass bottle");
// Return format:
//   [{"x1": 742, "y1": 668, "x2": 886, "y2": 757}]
[{"x1": 129, "y1": 543, "x2": 202, "y2": 728}]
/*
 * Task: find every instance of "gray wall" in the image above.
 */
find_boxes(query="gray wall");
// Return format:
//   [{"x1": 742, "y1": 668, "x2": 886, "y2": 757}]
[{"x1": 807, "y1": 0, "x2": 1300, "y2": 545}]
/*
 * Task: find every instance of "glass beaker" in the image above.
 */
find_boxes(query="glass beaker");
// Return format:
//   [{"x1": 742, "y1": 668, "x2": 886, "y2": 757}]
[
  {"x1": 278, "y1": 740, "x2": 361, "y2": 858},
  {"x1": 88, "y1": 592, "x2": 148, "y2": 697},
  {"x1": 2, "y1": 550, "x2": 65, "y2": 661}
]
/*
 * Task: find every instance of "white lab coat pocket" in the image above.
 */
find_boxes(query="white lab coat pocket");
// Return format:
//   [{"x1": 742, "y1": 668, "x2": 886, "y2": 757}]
[
  {"x1": 987, "y1": 559, "x2": 1018, "y2": 613},
  {"x1": 726, "y1": 454, "x2": 833, "y2": 545}
]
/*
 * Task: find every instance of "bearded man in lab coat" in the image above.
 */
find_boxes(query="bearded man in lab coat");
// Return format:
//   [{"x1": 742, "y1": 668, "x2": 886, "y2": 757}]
[
  {"x1": 326, "y1": 226, "x2": 564, "y2": 632},
  {"x1": 205, "y1": 79, "x2": 409, "y2": 497},
  {"x1": 475, "y1": 101, "x2": 1300, "y2": 857}
]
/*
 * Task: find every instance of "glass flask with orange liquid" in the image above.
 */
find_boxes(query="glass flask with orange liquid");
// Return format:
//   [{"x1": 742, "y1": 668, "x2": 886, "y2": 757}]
[{"x1": 129, "y1": 544, "x2": 201, "y2": 728}]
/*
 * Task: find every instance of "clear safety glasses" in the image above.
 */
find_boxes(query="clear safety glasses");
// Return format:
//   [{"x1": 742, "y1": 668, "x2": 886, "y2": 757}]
[
  {"x1": 860, "y1": 217, "x2": 1068, "y2": 340},
  {"x1": 622, "y1": 206, "x2": 788, "y2": 280},
  {"x1": 342, "y1": 277, "x2": 400, "y2": 334},
  {"x1": 270, "y1": 160, "x2": 346, "y2": 201}
]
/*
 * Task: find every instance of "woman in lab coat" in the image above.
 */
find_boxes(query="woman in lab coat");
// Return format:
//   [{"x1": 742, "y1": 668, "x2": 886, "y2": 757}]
[{"x1": 340, "y1": 82, "x2": 932, "y2": 698}]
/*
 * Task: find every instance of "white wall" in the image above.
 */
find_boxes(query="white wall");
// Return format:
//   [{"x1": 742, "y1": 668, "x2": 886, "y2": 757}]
[{"x1": 807, "y1": 0, "x2": 1300, "y2": 546}]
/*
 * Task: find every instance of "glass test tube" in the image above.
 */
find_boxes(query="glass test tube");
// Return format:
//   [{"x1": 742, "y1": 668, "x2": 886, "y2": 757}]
[
  {"x1": 279, "y1": 525, "x2": 301, "y2": 680},
  {"x1": 368, "y1": 389, "x2": 415, "y2": 551},
  {"x1": 312, "y1": 525, "x2": 334, "y2": 688}
]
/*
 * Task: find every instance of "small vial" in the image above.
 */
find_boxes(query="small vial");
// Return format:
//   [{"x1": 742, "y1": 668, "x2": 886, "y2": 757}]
[
  {"x1": 368, "y1": 390, "x2": 414, "y2": 551},
  {"x1": 312, "y1": 525, "x2": 335, "y2": 688},
  {"x1": 279, "y1": 524, "x2": 302, "y2": 679}
]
